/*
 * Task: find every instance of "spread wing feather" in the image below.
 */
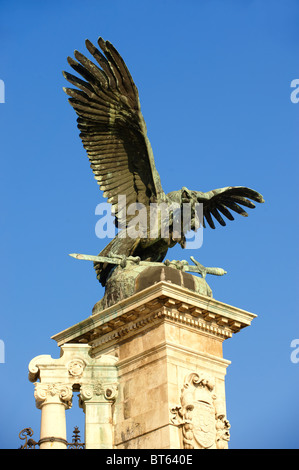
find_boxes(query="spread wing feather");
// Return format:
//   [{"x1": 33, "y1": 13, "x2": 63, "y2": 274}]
[
  {"x1": 197, "y1": 186, "x2": 264, "y2": 229},
  {"x1": 63, "y1": 37, "x2": 164, "y2": 227}
]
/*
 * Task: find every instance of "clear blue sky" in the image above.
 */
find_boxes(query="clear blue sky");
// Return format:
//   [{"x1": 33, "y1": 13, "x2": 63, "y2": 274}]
[{"x1": 0, "y1": 0, "x2": 298, "y2": 449}]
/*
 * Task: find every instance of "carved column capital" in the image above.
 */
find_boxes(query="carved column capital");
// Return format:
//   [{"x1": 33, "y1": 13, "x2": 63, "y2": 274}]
[
  {"x1": 79, "y1": 380, "x2": 118, "y2": 449},
  {"x1": 34, "y1": 383, "x2": 73, "y2": 410},
  {"x1": 80, "y1": 381, "x2": 118, "y2": 406}
]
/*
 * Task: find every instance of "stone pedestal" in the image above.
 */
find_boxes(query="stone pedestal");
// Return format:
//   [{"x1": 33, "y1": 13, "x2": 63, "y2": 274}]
[{"x1": 39, "y1": 276, "x2": 256, "y2": 449}]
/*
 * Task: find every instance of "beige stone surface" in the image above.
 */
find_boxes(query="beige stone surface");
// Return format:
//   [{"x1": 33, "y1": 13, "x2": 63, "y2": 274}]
[
  {"x1": 112, "y1": 327, "x2": 230, "y2": 448},
  {"x1": 38, "y1": 281, "x2": 257, "y2": 449}
]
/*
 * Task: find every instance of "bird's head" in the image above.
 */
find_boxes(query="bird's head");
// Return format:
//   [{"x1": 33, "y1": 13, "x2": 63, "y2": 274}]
[
  {"x1": 171, "y1": 187, "x2": 204, "y2": 234},
  {"x1": 180, "y1": 187, "x2": 208, "y2": 204},
  {"x1": 166, "y1": 187, "x2": 204, "y2": 226},
  {"x1": 181, "y1": 187, "x2": 192, "y2": 202},
  {"x1": 166, "y1": 187, "x2": 199, "y2": 207}
]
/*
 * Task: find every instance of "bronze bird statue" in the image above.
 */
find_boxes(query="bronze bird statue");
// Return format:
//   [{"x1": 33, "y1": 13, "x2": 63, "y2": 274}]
[{"x1": 63, "y1": 37, "x2": 264, "y2": 287}]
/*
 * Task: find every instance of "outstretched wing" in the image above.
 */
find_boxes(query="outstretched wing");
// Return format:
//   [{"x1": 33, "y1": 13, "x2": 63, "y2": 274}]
[
  {"x1": 196, "y1": 186, "x2": 264, "y2": 229},
  {"x1": 63, "y1": 37, "x2": 164, "y2": 227}
]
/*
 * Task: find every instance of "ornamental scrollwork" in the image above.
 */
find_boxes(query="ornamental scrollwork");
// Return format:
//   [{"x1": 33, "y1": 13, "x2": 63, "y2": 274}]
[
  {"x1": 170, "y1": 372, "x2": 230, "y2": 449},
  {"x1": 80, "y1": 381, "x2": 118, "y2": 404},
  {"x1": 34, "y1": 383, "x2": 73, "y2": 409},
  {"x1": 215, "y1": 411, "x2": 231, "y2": 449},
  {"x1": 67, "y1": 359, "x2": 86, "y2": 378}
]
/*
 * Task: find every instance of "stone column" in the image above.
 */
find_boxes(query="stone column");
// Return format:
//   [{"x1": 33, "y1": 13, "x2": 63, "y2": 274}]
[
  {"x1": 34, "y1": 383, "x2": 72, "y2": 449},
  {"x1": 80, "y1": 382, "x2": 118, "y2": 449},
  {"x1": 28, "y1": 344, "x2": 118, "y2": 449}
]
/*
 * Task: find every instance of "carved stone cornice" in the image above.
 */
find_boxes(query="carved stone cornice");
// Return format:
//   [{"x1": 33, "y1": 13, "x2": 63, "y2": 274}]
[
  {"x1": 51, "y1": 281, "x2": 257, "y2": 348},
  {"x1": 28, "y1": 344, "x2": 118, "y2": 384},
  {"x1": 34, "y1": 383, "x2": 73, "y2": 410},
  {"x1": 89, "y1": 306, "x2": 234, "y2": 351}
]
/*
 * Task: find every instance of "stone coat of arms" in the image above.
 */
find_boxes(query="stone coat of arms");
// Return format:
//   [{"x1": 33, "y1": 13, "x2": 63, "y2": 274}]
[{"x1": 170, "y1": 372, "x2": 230, "y2": 449}]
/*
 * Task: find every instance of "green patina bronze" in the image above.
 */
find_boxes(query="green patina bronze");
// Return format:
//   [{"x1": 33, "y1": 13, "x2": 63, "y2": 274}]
[{"x1": 64, "y1": 37, "x2": 264, "y2": 306}]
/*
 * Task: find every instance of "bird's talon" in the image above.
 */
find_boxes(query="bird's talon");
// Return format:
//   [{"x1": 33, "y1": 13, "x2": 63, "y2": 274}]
[{"x1": 120, "y1": 255, "x2": 127, "y2": 268}]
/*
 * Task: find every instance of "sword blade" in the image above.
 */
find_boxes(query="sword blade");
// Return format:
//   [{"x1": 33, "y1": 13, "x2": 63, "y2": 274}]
[
  {"x1": 69, "y1": 253, "x2": 226, "y2": 277},
  {"x1": 69, "y1": 253, "x2": 122, "y2": 265}
]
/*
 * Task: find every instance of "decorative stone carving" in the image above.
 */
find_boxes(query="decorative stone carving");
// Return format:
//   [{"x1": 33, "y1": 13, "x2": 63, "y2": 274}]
[
  {"x1": 29, "y1": 345, "x2": 119, "y2": 449},
  {"x1": 34, "y1": 383, "x2": 73, "y2": 410},
  {"x1": 170, "y1": 372, "x2": 230, "y2": 449},
  {"x1": 215, "y1": 409, "x2": 231, "y2": 449},
  {"x1": 67, "y1": 359, "x2": 85, "y2": 378},
  {"x1": 80, "y1": 381, "x2": 118, "y2": 404}
]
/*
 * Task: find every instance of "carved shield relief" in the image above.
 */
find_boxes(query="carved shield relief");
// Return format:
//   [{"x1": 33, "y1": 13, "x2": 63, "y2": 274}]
[
  {"x1": 192, "y1": 401, "x2": 216, "y2": 449},
  {"x1": 170, "y1": 371, "x2": 230, "y2": 449}
]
